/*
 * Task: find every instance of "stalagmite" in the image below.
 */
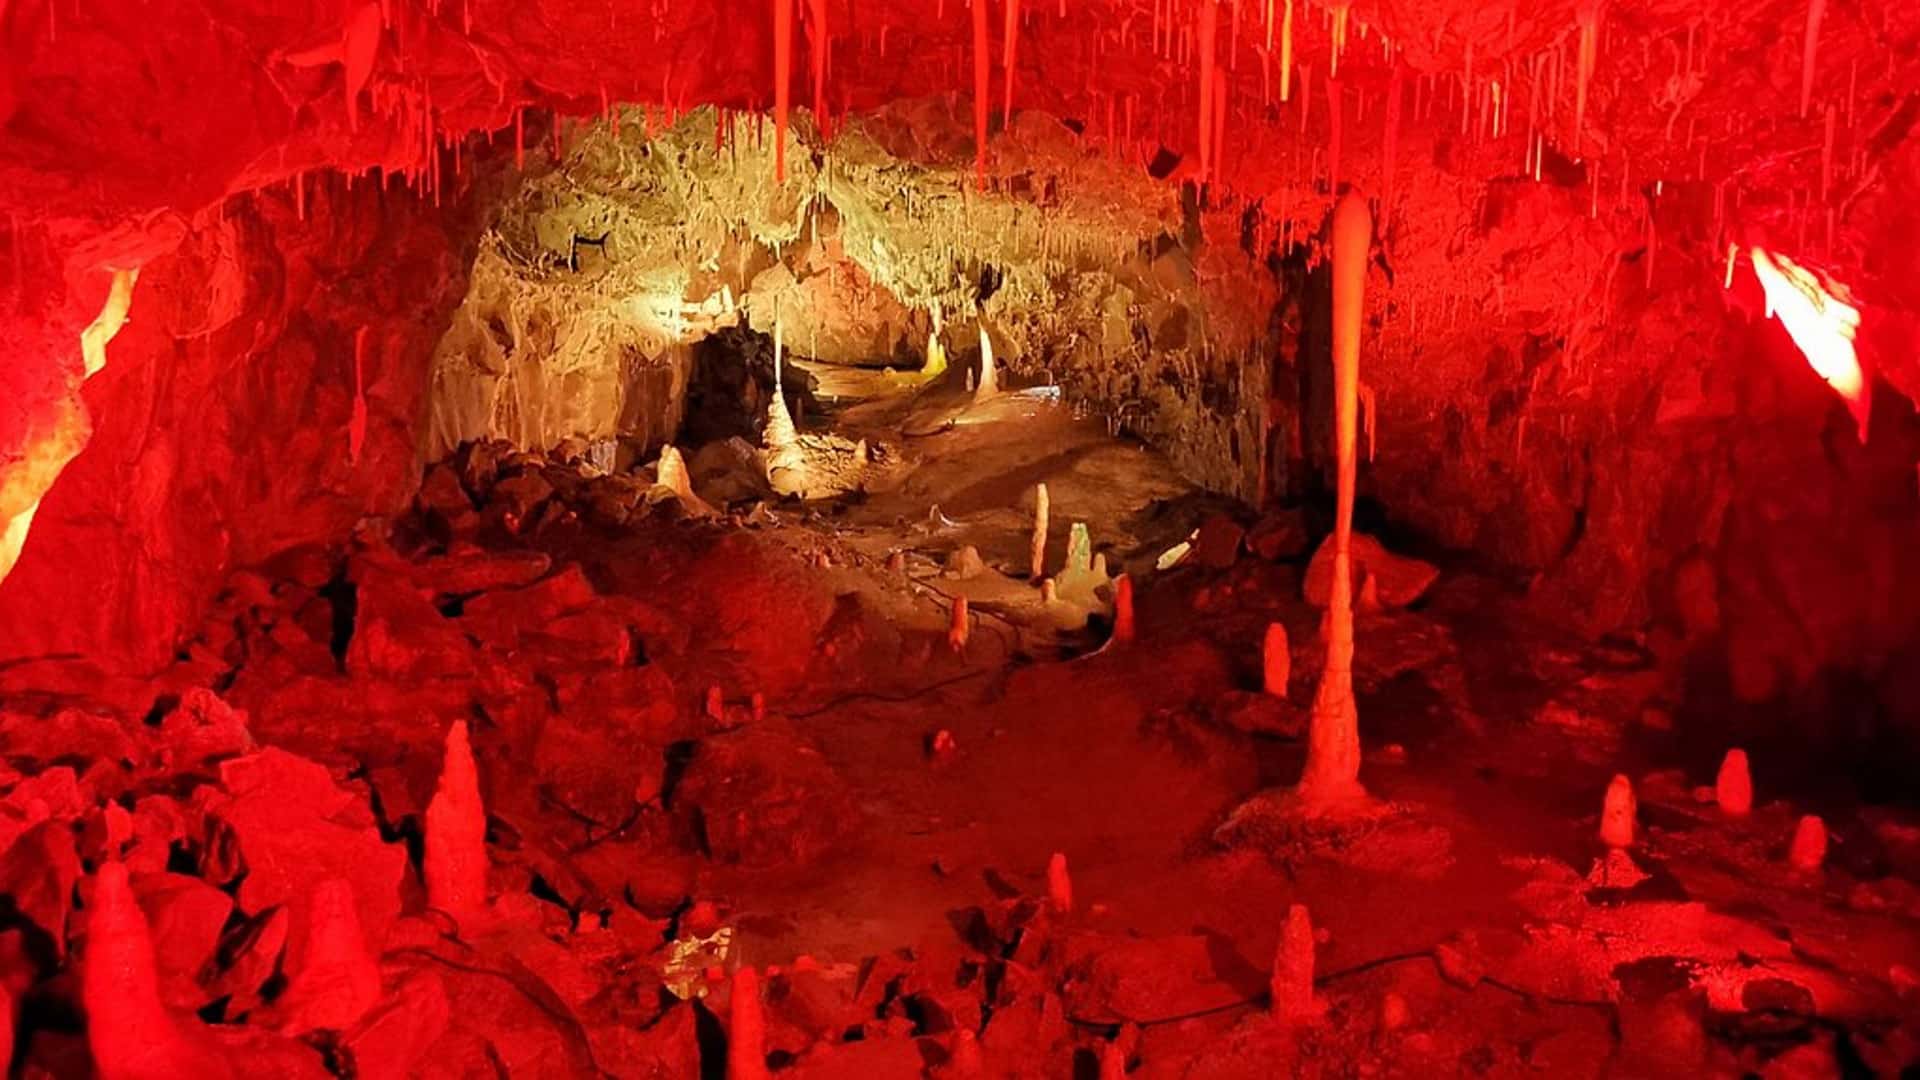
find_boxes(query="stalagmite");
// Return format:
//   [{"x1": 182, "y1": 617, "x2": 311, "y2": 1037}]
[
  {"x1": 925, "y1": 331, "x2": 947, "y2": 376},
  {"x1": 1030, "y1": 483, "x2": 1049, "y2": 580},
  {"x1": 949, "y1": 1028, "x2": 986, "y2": 1074},
  {"x1": 1263, "y1": 622, "x2": 1290, "y2": 696},
  {"x1": 85, "y1": 863, "x2": 232, "y2": 1080},
  {"x1": 1716, "y1": 749, "x2": 1752, "y2": 816},
  {"x1": 425, "y1": 720, "x2": 489, "y2": 930},
  {"x1": 1099, "y1": 1042, "x2": 1127, "y2": 1080},
  {"x1": 1112, "y1": 574, "x2": 1135, "y2": 643},
  {"x1": 1600, "y1": 774, "x2": 1636, "y2": 848},
  {"x1": 1270, "y1": 904, "x2": 1316, "y2": 1023},
  {"x1": 278, "y1": 879, "x2": 382, "y2": 1034},
  {"x1": 1047, "y1": 852, "x2": 1072, "y2": 913},
  {"x1": 728, "y1": 967, "x2": 770, "y2": 1080},
  {"x1": 1788, "y1": 815, "x2": 1827, "y2": 870},
  {"x1": 1800, "y1": 0, "x2": 1824, "y2": 119},
  {"x1": 773, "y1": 0, "x2": 792, "y2": 181},
  {"x1": 975, "y1": 325, "x2": 998, "y2": 400},
  {"x1": 657, "y1": 444, "x2": 693, "y2": 498},
  {"x1": 973, "y1": 0, "x2": 991, "y2": 189},
  {"x1": 949, "y1": 595, "x2": 970, "y2": 652},
  {"x1": 1298, "y1": 192, "x2": 1371, "y2": 809}
]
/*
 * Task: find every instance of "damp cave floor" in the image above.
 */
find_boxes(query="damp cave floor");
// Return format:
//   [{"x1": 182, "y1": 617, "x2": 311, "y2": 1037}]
[{"x1": 646, "y1": 362, "x2": 1920, "y2": 1073}]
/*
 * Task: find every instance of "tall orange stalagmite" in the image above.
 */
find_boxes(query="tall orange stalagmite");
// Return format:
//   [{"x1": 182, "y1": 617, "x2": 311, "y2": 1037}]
[{"x1": 1299, "y1": 192, "x2": 1371, "y2": 808}]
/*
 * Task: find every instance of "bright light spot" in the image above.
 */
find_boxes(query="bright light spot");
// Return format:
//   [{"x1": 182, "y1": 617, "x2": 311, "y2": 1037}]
[{"x1": 1749, "y1": 247, "x2": 1869, "y2": 442}]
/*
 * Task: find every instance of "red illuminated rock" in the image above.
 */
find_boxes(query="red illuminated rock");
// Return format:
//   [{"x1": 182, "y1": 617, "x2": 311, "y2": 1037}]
[
  {"x1": 1303, "y1": 532, "x2": 1439, "y2": 610},
  {"x1": 130, "y1": 871, "x2": 234, "y2": 1009},
  {"x1": 340, "y1": 970, "x2": 451, "y2": 1079},
  {"x1": 84, "y1": 863, "x2": 233, "y2": 1080},
  {"x1": 212, "y1": 749, "x2": 405, "y2": 953},
  {"x1": 673, "y1": 719, "x2": 858, "y2": 866},
  {"x1": 425, "y1": 720, "x2": 490, "y2": 931}
]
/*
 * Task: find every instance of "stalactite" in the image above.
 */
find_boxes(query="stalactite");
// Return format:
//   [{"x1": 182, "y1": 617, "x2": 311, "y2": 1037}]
[
  {"x1": 1279, "y1": 0, "x2": 1293, "y2": 102},
  {"x1": 1327, "y1": 75, "x2": 1342, "y2": 193},
  {"x1": 1198, "y1": 0, "x2": 1218, "y2": 184},
  {"x1": 1575, "y1": 1, "x2": 1598, "y2": 155},
  {"x1": 349, "y1": 327, "x2": 369, "y2": 466},
  {"x1": 1003, "y1": 0, "x2": 1021, "y2": 124},
  {"x1": 974, "y1": 0, "x2": 992, "y2": 189},
  {"x1": 1382, "y1": 63, "x2": 1402, "y2": 212},
  {"x1": 1299, "y1": 193, "x2": 1371, "y2": 810},
  {"x1": 773, "y1": 0, "x2": 792, "y2": 181},
  {"x1": 1800, "y1": 0, "x2": 1825, "y2": 119},
  {"x1": 809, "y1": 0, "x2": 829, "y2": 135},
  {"x1": 1329, "y1": 2, "x2": 1349, "y2": 79}
]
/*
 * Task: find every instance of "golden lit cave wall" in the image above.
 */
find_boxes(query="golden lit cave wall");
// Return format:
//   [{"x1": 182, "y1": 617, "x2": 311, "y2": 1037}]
[{"x1": 425, "y1": 103, "x2": 1273, "y2": 499}]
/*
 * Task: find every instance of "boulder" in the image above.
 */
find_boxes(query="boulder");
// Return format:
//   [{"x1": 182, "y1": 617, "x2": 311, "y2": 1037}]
[
  {"x1": 1303, "y1": 532, "x2": 1439, "y2": 609},
  {"x1": 673, "y1": 720, "x2": 858, "y2": 867}
]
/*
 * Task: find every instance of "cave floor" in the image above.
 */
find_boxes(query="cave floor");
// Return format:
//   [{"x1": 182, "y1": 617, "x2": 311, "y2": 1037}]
[{"x1": 4, "y1": 367, "x2": 1920, "y2": 1077}]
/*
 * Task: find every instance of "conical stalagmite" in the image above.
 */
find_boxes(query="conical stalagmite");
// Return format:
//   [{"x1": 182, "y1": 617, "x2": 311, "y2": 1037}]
[
  {"x1": 948, "y1": 595, "x2": 970, "y2": 652},
  {"x1": 1716, "y1": 749, "x2": 1753, "y2": 816},
  {"x1": 426, "y1": 720, "x2": 489, "y2": 930},
  {"x1": 729, "y1": 967, "x2": 770, "y2": 1080},
  {"x1": 975, "y1": 325, "x2": 998, "y2": 401},
  {"x1": 1270, "y1": 903, "x2": 1316, "y2": 1023},
  {"x1": 1600, "y1": 774, "x2": 1637, "y2": 848},
  {"x1": 277, "y1": 878, "x2": 383, "y2": 1034},
  {"x1": 1789, "y1": 815, "x2": 1828, "y2": 870},
  {"x1": 1299, "y1": 191, "x2": 1372, "y2": 808},
  {"x1": 85, "y1": 862, "x2": 232, "y2": 1080},
  {"x1": 1263, "y1": 622, "x2": 1290, "y2": 697},
  {"x1": 1030, "y1": 483, "x2": 1049, "y2": 581},
  {"x1": 1047, "y1": 852, "x2": 1072, "y2": 914}
]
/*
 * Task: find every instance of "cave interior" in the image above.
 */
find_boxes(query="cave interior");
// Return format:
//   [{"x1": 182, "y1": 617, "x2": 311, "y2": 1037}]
[{"x1": 4, "y1": 0, "x2": 1920, "y2": 1075}]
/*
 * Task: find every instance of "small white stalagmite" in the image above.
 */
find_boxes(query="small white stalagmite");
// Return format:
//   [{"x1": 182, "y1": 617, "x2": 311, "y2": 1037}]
[
  {"x1": 975, "y1": 324, "x2": 998, "y2": 401},
  {"x1": 1030, "y1": 482, "x2": 1050, "y2": 581}
]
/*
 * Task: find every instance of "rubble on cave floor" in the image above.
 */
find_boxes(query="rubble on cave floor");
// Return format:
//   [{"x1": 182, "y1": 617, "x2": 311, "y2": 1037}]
[{"x1": 2, "y1": 401, "x2": 1919, "y2": 1077}]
